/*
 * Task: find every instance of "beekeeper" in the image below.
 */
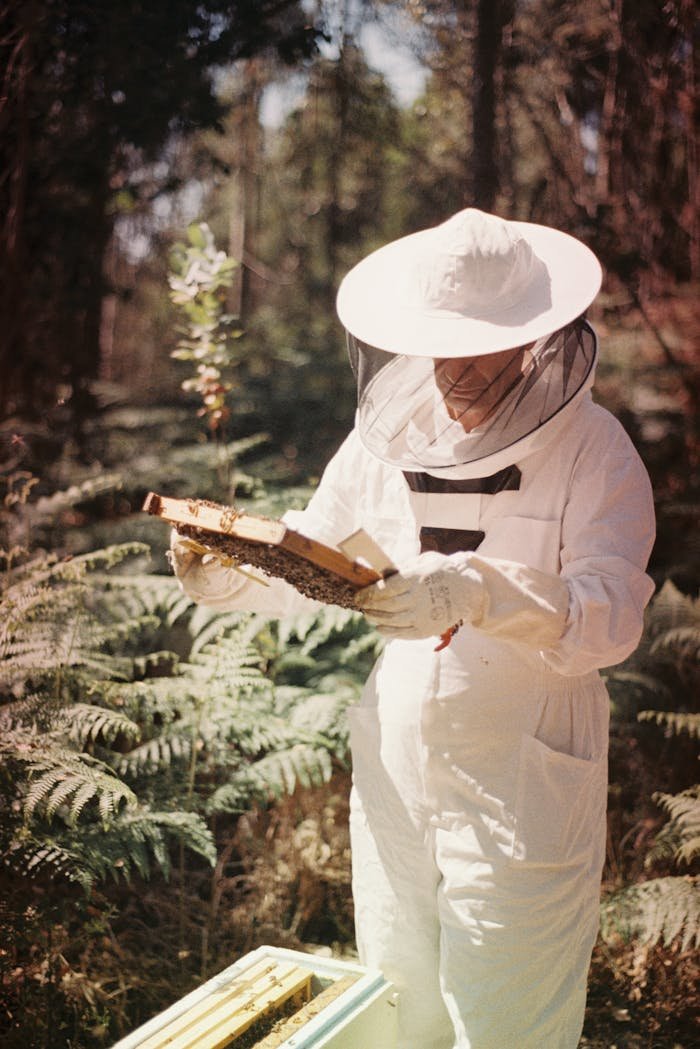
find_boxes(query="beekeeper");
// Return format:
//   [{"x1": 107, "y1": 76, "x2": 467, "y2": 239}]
[{"x1": 171, "y1": 209, "x2": 656, "y2": 1049}]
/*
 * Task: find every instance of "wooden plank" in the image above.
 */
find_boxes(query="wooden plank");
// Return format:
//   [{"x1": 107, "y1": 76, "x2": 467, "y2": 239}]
[
  {"x1": 143, "y1": 494, "x2": 287, "y2": 545},
  {"x1": 143, "y1": 492, "x2": 381, "y2": 589},
  {"x1": 185, "y1": 966, "x2": 312, "y2": 1049},
  {"x1": 134, "y1": 960, "x2": 279, "y2": 1049},
  {"x1": 135, "y1": 962, "x2": 311, "y2": 1049}
]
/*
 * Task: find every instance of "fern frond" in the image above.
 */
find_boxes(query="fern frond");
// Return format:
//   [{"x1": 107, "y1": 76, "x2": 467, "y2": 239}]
[
  {"x1": 207, "y1": 742, "x2": 334, "y2": 814},
  {"x1": 31, "y1": 474, "x2": 123, "y2": 520},
  {"x1": 115, "y1": 729, "x2": 193, "y2": 777},
  {"x1": 274, "y1": 611, "x2": 318, "y2": 647},
  {"x1": 57, "y1": 702, "x2": 141, "y2": 747},
  {"x1": 0, "y1": 693, "x2": 47, "y2": 730},
  {"x1": 339, "y1": 628, "x2": 384, "y2": 666},
  {"x1": 601, "y1": 875, "x2": 700, "y2": 951},
  {"x1": 51, "y1": 542, "x2": 151, "y2": 577},
  {"x1": 650, "y1": 624, "x2": 700, "y2": 668},
  {"x1": 75, "y1": 809, "x2": 216, "y2": 881},
  {"x1": 299, "y1": 608, "x2": 367, "y2": 655},
  {"x1": 639, "y1": 709, "x2": 700, "y2": 739},
  {"x1": 188, "y1": 633, "x2": 269, "y2": 693},
  {"x1": 136, "y1": 809, "x2": 217, "y2": 868},
  {"x1": 280, "y1": 687, "x2": 354, "y2": 754},
  {"x1": 0, "y1": 573, "x2": 141, "y2": 681},
  {"x1": 206, "y1": 779, "x2": 254, "y2": 815},
  {"x1": 25, "y1": 751, "x2": 137, "y2": 826},
  {"x1": 3, "y1": 836, "x2": 93, "y2": 890},
  {"x1": 91, "y1": 572, "x2": 192, "y2": 627},
  {"x1": 272, "y1": 607, "x2": 369, "y2": 655},
  {"x1": 653, "y1": 786, "x2": 700, "y2": 864},
  {"x1": 187, "y1": 604, "x2": 252, "y2": 656},
  {"x1": 650, "y1": 580, "x2": 700, "y2": 626},
  {"x1": 248, "y1": 743, "x2": 333, "y2": 798},
  {"x1": 271, "y1": 649, "x2": 321, "y2": 680},
  {"x1": 4, "y1": 808, "x2": 215, "y2": 888},
  {"x1": 212, "y1": 704, "x2": 307, "y2": 757}
]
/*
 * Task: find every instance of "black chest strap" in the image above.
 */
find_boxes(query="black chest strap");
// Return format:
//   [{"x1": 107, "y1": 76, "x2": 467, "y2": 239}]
[
  {"x1": 403, "y1": 464, "x2": 521, "y2": 555},
  {"x1": 403, "y1": 463, "x2": 521, "y2": 495}
]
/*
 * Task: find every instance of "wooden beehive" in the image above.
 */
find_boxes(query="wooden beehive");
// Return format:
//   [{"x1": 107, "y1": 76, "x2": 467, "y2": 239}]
[
  {"x1": 143, "y1": 493, "x2": 383, "y2": 609},
  {"x1": 111, "y1": 947, "x2": 398, "y2": 1049}
]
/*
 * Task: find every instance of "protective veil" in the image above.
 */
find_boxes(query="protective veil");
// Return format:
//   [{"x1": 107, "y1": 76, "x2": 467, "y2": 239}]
[
  {"x1": 348, "y1": 319, "x2": 597, "y2": 479},
  {"x1": 170, "y1": 209, "x2": 656, "y2": 1049}
]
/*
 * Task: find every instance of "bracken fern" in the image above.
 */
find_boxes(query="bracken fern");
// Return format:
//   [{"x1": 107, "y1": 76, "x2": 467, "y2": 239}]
[
  {"x1": 0, "y1": 540, "x2": 215, "y2": 890},
  {"x1": 601, "y1": 582, "x2": 699, "y2": 953}
]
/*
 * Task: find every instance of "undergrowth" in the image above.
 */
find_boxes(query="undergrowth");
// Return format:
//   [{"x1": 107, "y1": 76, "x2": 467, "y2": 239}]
[
  {"x1": 1, "y1": 425, "x2": 698, "y2": 1047},
  {"x1": 0, "y1": 467, "x2": 379, "y2": 1046}
]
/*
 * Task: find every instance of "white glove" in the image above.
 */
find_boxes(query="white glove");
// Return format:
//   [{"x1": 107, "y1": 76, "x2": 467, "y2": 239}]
[
  {"x1": 355, "y1": 550, "x2": 483, "y2": 640},
  {"x1": 355, "y1": 550, "x2": 570, "y2": 648},
  {"x1": 169, "y1": 529, "x2": 249, "y2": 605}
]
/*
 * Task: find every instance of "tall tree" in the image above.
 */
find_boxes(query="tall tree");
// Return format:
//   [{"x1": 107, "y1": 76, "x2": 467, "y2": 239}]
[
  {"x1": 472, "y1": 0, "x2": 515, "y2": 209},
  {"x1": 0, "y1": 0, "x2": 319, "y2": 430},
  {"x1": 512, "y1": 0, "x2": 697, "y2": 284},
  {"x1": 229, "y1": 39, "x2": 403, "y2": 457}
]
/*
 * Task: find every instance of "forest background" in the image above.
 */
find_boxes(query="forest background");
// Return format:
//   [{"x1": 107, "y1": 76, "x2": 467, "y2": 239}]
[{"x1": 1, "y1": 1, "x2": 698, "y2": 1046}]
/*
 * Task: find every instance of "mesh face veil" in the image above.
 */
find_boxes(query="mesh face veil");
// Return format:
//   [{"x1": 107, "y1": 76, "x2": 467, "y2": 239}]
[{"x1": 347, "y1": 319, "x2": 597, "y2": 476}]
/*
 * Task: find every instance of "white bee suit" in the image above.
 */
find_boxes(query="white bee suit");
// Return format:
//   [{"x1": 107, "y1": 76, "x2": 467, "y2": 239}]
[{"x1": 172, "y1": 388, "x2": 655, "y2": 1049}]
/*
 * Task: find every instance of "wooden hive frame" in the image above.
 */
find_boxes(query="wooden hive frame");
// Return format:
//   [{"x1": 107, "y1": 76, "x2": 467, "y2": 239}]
[
  {"x1": 143, "y1": 493, "x2": 383, "y2": 609},
  {"x1": 132, "y1": 958, "x2": 312, "y2": 1049}
]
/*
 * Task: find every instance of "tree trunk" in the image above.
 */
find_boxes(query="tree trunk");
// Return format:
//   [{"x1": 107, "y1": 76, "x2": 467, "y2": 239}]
[
  {"x1": 0, "y1": 2, "x2": 33, "y2": 415},
  {"x1": 471, "y1": 0, "x2": 504, "y2": 210}
]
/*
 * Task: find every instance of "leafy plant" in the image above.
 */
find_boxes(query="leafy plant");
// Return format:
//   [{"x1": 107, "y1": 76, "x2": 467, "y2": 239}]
[
  {"x1": 0, "y1": 463, "x2": 379, "y2": 1042},
  {"x1": 168, "y1": 222, "x2": 240, "y2": 436},
  {"x1": 0, "y1": 542, "x2": 218, "y2": 891},
  {"x1": 601, "y1": 581, "x2": 699, "y2": 953}
]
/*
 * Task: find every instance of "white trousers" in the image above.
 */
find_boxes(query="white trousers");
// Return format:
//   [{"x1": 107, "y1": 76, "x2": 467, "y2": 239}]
[{"x1": 348, "y1": 637, "x2": 609, "y2": 1049}]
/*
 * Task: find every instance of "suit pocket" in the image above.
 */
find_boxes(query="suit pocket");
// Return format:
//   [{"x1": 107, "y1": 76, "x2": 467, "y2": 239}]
[{"x1": 510, "y1": 733, "x2": 607, "y2": 869}]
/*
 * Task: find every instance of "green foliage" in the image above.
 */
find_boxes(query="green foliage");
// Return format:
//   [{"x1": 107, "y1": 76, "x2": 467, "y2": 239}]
[
  {"x1": 1, "y1": 0, "x2": 320, "y2": 422},
  {"x1": 1, "y1": 466, "x2": 375, "y2": 895},
  {"x1": 601, "y1": 580, "x2": 699, "y2": 957},
  {"x1": 652, "y1": 786, "x2": 700, "y2": 867},
  {"x1": 638, "y1": 708, "x2": 700, "y2": 740},
  {"x1": 99, "y1": 603, "x2": 376, "y2": 821},
  {"x1": 604, "y1": 580, "x2": 699, "y2": 721},
  {"x1": 169, "y1": 222, "x2": 241, "y2": 434},
  {"x1": 601, "y1": 875, "x2": 700, "y2": 952},
  {"x1": 223, "y1": 43, "x2": 404, "y2": 454},
  {"x1": 0, "y1": 462, "x2": 381, "y2": 1041},
  {"x1": 0, "y1": 540, "x2": 216, "y2": 891}
]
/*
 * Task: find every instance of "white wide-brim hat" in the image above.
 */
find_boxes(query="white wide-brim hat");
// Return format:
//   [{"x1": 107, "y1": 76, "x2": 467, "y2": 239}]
[{"x1": 336, "y1": 207, "x2": 603, "y2": 358}]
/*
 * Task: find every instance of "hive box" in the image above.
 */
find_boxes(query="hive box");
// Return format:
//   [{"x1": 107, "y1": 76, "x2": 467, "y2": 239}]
[{"x1": 111, "y1": 945, "x2": 398, "y2": 1049}]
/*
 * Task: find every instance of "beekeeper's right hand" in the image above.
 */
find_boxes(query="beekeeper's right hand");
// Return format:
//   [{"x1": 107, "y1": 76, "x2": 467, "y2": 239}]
[{"x1": 169, "y1": 530, "x2": 247, "y2": 606}]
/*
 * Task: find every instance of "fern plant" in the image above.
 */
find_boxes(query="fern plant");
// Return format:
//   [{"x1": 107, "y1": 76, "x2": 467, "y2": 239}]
[
  {"x1": 94, "y1": 601, "x2": 380, "y2": 820},
  {"x1": 1, "y1": 542, "x2": 369, "y2": 891},
  {"x1": 600, "y1": 580, "x2": 699, "y2": 953},
  {"x1": 0, "y1": 543, "x2": 218, "y2": 891},
  {"x1": 1, "y1": 457, "x2": 383, "y2": 1040}
]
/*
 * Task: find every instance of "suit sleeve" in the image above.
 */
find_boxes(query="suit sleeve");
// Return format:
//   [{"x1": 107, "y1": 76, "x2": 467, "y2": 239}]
[
  {"x1": 540, "y1": 433, "x2": 656, "y2": 675},
  {"x1": 464, "y1": 426, "x2": 655, "y2": 676}
]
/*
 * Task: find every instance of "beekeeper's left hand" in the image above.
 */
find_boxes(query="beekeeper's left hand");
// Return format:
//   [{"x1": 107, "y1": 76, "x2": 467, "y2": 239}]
[{"x1": 355, "y1": 550, "x2": 483, "y2": 639}]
